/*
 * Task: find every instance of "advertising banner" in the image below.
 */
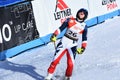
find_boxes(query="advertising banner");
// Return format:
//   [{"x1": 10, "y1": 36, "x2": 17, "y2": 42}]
[
  {"x1": 32, "y1": 0, "x2": 120, "y2": 37},
  {"x1": 88, "y1": 0, "x2": 119, "y2": 18},
  {"x1": 32, "y1": 0, "x2": 89, "y2": 36},
  {"x1": 0, "y1": 2, "x2": 39, "y2": 52}
]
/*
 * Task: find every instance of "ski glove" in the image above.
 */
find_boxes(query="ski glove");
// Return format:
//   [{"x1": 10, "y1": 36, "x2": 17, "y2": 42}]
[
  {"x1": 50, "y1": 34, "x2": 57, "y2": 42},
  {"x1": 76, "y1": 48, "x2": 85, "y2": 54}
]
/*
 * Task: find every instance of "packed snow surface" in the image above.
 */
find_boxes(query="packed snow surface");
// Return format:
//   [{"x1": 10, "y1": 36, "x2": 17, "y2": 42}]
[{"x1": 0, "y1": 17, "x2": 120, "y2": 80}]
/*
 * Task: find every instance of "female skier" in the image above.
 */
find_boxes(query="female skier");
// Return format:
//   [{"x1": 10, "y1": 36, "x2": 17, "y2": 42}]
[{"x1": 45, "y1": 8, "x2": 88, "y2": 80}]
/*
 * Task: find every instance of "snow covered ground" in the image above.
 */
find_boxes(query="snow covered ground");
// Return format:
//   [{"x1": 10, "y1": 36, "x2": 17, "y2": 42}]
[{"x1": 0, "y1": 16, "x2": 120, "y2": 80}]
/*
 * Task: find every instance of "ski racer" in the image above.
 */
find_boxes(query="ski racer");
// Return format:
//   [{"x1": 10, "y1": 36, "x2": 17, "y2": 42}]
[{"x1": 45, "y1": 8, "x2": 88, "y2": 80}]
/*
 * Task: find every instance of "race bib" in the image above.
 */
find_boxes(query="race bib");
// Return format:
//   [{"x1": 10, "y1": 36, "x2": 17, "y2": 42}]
[{"x1": 65, "y1": 29, "x2": 78, "y2": 40}]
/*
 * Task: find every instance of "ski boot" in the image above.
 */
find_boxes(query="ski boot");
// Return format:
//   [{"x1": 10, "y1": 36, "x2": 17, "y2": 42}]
[
  {"x1": 64, "y1": 76, "x2": 70, "y2": 80},
  {"x1": 45, "y1": 73, "x2": 53, "y2": 80}
]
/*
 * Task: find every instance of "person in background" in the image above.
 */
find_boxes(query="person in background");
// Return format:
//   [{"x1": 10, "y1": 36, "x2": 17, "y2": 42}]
[{"x1": 45, "y1": 8, "x2": 88, "y2": 80}]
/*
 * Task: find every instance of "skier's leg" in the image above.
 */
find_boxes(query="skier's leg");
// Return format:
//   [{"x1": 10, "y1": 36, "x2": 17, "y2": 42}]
[
  {"x1": 65, "y1": 46, "x2": 76, "y2": 78},
  {"x1": 46, "y1": 42, "x2": 67, "y2": 80},
  {"x1": 45, "y1": 49, "x2": 67, "y2": 80},
  {"x1": 48, "y1": 49, "x2": 67, "y2": 73}
]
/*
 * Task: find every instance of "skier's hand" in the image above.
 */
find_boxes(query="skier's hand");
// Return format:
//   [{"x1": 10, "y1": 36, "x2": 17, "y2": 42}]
[
  {"x1": 76, "y1": 48, "x2": 85, "y2": 54},
  {"x1": 50, "y1": 34, "x2": 57, "y2": 42}
]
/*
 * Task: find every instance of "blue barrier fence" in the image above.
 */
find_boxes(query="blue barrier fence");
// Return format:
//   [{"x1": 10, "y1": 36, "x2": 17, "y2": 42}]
[
  {"x1": 0, "y1": 9, "x2": 120, "y2": 60},
  {"x1": 0, "y1": 0, "x2": 26, "y2": 7}
]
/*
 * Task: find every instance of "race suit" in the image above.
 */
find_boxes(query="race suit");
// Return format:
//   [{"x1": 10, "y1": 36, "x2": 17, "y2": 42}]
[{"x1": 47, "y1": 18, "x2": 88, "y2": 77}]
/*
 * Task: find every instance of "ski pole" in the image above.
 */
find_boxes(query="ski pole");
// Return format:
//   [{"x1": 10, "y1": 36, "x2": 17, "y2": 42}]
[
  {"x1": 53, "y1": 41, "x2": 57, "y2": 50},
  {"x1": 53, "y1": 41, "x2": 60, "y2": 64},
  {"x1": 53, "y1": 41, "x2": 58, "y2": 56}
]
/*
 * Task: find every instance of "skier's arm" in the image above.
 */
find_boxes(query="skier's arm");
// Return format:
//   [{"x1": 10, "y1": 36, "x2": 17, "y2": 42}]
[
  {"x1": 81, "y1": 25, "x2": 88, "y2": 49},
  {"x1": 76, "y1": 25, "x2": 88, "y2": 54},
  {"x1": 50, "y1": 18, "x2": 69, "y2": 42},
  {"x1": 53, "y1": 18, "x2": 69, "y2": 36}
]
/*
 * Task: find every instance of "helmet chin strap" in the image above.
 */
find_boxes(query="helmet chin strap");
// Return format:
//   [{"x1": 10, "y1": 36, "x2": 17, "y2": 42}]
[{"x1": 76, "y1": 18, "x2": 84, "y2": 23}]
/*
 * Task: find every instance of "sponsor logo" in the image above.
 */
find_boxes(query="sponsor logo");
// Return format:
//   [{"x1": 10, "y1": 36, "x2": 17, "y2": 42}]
[
  {"x1": 11, "y1": 3, "x2": 32, "y2": 18},
  {"x1": 54, "y1": 0, "x2": 72, "y2": 22},
  {"x1": 102, "y1": 0, "x2": 118, "y2": 10},
  {"x1": 0, "y1": 2, "x2": 39, "y2": 51},
  {"x1": 0, "y1": 23, "x2": 12, "y2": 43}
]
